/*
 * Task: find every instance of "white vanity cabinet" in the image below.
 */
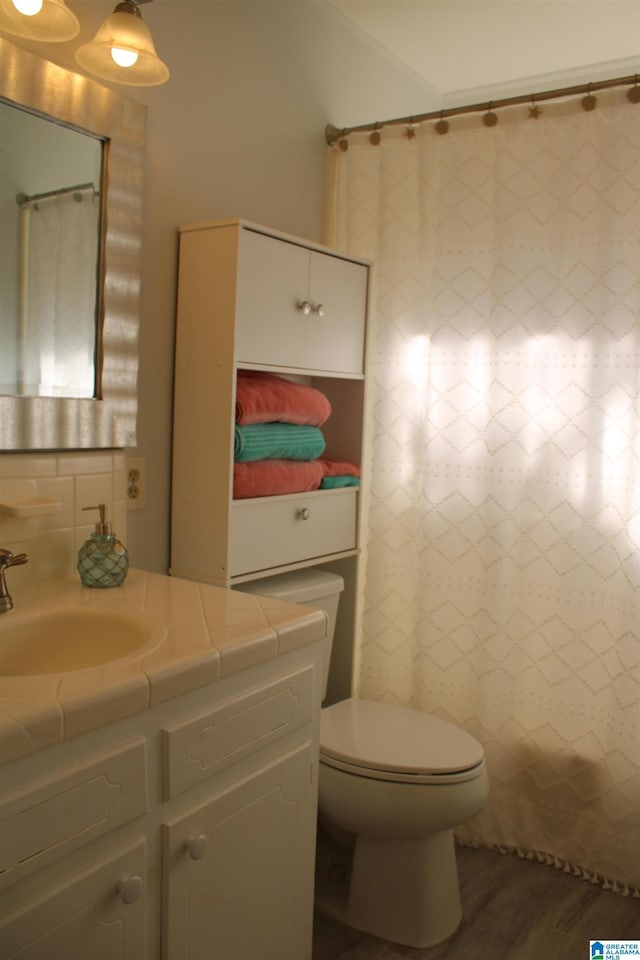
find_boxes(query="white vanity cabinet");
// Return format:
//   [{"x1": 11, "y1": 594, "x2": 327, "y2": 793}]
[
  {"x1": 0, "y1": 642, "x2": 323, "y2": 960},
  {"x1": 171, "y1": 220, "x2": 370, "y2": 702}
]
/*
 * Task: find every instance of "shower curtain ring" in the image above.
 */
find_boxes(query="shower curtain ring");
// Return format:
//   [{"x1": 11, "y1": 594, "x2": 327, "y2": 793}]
[
  {"x1": 528, "y1": 95, "x2": 541, "y2": 119},
  {"x1": 628, "y1": 75, "x2": 640, "y2": 103},
  {"x1": 405, "y1": 118, "x2": 416, "y2": 139},
  {"x1": 483, "y1": 102, "x2": 498, "y2": 127},
  {"x1": 435, "y1": 110, "x2": 449, "y2": 135},
  {"x1": 582, "y1": 83, "x2": 597, "y2": 111}
]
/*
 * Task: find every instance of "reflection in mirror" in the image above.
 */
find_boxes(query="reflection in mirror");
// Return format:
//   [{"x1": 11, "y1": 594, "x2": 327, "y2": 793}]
[
  {"x1": 0, "y1": 37, "x2": 146, "y2": 450},
  {"x1": 0, "y1": 101, "x2": 104, "y2": 399}
]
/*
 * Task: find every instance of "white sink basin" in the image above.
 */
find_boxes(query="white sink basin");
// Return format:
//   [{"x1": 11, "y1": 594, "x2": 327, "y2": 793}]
[{"x1": 0, "y1": 609, "x2": 163, "y2": 676}]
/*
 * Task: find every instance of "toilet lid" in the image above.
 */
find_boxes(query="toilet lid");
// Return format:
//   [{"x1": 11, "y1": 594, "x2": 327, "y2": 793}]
[{"x1": 320, "y1": 699, "x2": 484, "y2": 778}]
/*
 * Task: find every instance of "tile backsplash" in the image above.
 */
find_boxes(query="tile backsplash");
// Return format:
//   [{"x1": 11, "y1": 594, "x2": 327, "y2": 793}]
[{"x1": 0, "y1": 452, "x2": 127, "y2": 590}]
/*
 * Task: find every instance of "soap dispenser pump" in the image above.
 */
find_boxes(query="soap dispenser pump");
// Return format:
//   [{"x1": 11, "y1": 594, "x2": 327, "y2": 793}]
[{"x1": 77, "y1": 504, "x2": 129, "y2": 588}]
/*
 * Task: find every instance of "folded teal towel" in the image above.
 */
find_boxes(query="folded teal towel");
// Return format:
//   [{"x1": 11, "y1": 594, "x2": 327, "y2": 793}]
[
  {"x1": 234, "y1": 423, "x2": 326, "y2": 462},
  {"x1": 320, "y1": 475, "x2": 361, "y2": 489}
]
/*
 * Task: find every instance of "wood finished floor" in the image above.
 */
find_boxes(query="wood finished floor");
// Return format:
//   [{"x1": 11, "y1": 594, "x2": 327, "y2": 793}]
[{"x1": 312, "y1": 845, "x2": 640, "y2": 959}]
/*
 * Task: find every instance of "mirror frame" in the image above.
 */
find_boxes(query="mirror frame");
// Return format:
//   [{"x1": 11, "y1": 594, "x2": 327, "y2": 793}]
[{"x1": 0, "y1": 37, "x2": 146, "y2": 450}]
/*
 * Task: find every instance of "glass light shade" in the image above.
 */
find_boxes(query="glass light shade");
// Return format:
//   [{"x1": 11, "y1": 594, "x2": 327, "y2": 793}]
[
  {"x1": 75, "y1": 4, "x2": 169, "y2": 86},
  {"x1": 0, "y1": 0, "x2": 79, "y2": 41}
]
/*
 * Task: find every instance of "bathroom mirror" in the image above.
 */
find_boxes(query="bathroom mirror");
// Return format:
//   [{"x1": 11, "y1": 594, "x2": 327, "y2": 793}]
[
  {"x1": 0, "y1": 100, "x2": 104, "y2": 400},
  {"x1": 0, "y1": 37, "x2": 146, "y2": 450}
]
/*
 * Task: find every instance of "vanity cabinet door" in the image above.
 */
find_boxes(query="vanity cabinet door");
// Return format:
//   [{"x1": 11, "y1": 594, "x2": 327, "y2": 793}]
[
  {"x1": 162, "y1": 741, "x2": 316, "y2": 960},
  {"x1": 0, "y1": 840, "x2": 147, "y2": 960},
  {"x1": 235, "y1": 228, "x2": 367, "y2": 375}
]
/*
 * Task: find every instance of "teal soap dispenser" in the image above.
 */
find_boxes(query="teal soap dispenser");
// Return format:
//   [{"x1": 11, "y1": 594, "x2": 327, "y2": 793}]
[{"x1": 77, "y1": 504, "x2": 129, "y2": 588}]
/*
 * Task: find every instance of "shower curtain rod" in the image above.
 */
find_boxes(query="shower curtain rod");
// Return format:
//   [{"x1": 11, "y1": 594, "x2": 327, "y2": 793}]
[
  {"x1": 16, "y1": 181, "x2": 98, "y2": 208},
  {"x1": 325, "y1": 73, "x2": 639, "y2": 144}
]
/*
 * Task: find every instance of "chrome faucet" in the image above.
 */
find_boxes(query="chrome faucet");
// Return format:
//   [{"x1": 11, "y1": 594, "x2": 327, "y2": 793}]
[{"x1": 0, "y1": 549, "x2": 29, "y2": 613}]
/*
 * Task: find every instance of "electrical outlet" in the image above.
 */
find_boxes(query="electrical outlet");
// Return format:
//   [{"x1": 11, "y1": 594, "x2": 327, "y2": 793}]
[{"x1": 126, "y1": 456, "x2": 146, "y2": 510}]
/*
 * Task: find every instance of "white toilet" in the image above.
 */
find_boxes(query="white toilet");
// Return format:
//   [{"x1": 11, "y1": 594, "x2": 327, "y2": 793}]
[{"x1": 236, "y1": 569, "x2": 489, "y2": 948}]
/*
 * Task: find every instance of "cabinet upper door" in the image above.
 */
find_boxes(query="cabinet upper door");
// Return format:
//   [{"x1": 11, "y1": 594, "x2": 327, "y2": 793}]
[
  {"x1": 307, "y1": 249, "x2": 367, "y2": 375},
  {"x1": 235, "y1": 229, "x2": 367, "y2": 375},
  {"x1": 235, "y1": 230, "x2": 310, "y2": 369}
]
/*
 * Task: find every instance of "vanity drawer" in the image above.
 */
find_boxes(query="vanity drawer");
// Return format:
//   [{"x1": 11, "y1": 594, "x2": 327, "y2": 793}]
[
  {"x1": 162, "y1": 665, "x2": 314, "y2": 798},
  {"x1": 230, "y1": 488, "x2": 357, "y2": 577},
  {"x1": 0, "y1": 739, "x2": 147, "y2": 888}
]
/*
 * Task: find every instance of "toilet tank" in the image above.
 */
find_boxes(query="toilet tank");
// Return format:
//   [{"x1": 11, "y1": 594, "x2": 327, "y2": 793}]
[{"x1": 234, "y1": 569, "x2": 344, "y2": 698}]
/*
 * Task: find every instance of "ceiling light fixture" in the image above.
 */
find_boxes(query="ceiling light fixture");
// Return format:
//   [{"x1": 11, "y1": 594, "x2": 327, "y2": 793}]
[
  {"x1": 75, "y1": 0, "x2": 169, "y2": 87},
  {"x1": 0, "y1": 0, "x2": 79, "y2": 42}
]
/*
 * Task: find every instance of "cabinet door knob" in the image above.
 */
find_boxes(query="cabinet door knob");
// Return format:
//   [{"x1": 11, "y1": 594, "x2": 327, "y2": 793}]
[
  {"x1": 116, "y1": 875, "x2": 144, "y2": 905},
  {"x1": 184, "y1": 834, "x2": 208, "y2": 860},
  {"x1": 297, "y1": 507, "x2": 310, "y2": 521},
  {"x1": 313, "y1": 303, "x2": 325, "y2": 318},
  {"x1": 297, "y1": 300, "x2": 312, "y2": 316}
]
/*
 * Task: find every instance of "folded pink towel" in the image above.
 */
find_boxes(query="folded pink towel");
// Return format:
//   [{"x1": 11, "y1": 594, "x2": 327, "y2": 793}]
[
  {"x1": 236, "y1": 371, "x2": 331, "y2": 427},
  {"x1": 319, "y1": 458, "x2": 361, "y2": 478},
  {"x1": 233, "y1": 459, "x2": 324, "y2": 499}
]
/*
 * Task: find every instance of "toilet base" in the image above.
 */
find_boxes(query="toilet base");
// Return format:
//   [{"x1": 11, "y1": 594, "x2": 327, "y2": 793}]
[{"x1": 315, "y1": 825, "x2": 462, "y2": 948}]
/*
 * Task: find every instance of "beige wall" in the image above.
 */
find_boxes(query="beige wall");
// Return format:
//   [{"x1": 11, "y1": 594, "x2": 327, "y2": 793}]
[{"x1": 1, "y1": 2, "x2": 432, "y2": 577}]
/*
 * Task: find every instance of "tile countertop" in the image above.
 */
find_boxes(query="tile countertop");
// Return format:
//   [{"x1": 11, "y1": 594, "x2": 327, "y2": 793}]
[{"x1": 0, "y1": 568, "x2": 326, "y2": 765}]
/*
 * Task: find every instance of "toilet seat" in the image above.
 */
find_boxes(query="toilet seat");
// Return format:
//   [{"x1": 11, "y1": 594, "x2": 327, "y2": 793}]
[{"x1": 320, "y1": 699, "x2": 485, "y2": 785}]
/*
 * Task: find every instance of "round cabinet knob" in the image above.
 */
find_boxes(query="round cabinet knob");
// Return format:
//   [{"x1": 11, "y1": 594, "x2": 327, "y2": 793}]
[
  {"x1": 314, "y1": 303, "x2": 325, "y2": 318},
  {"x1": 297, "y1": 507, "x2": 310, "y2": 521},
  {"x1": 184, "y1": 834, "x2": 208, "y2": 860},
  {"x1": 116, "y1": 875, "x2": 143, "y2": 905},
  {"x1": 297, "y1": 300, "x2": 312, "y2": 316}
]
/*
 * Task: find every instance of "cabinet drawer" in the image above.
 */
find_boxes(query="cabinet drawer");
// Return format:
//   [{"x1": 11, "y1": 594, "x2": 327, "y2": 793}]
[
  {"x1": 230, "y1": 488, "x2": 357, "y2": 576},
  {"x1": 0, "y1": 739, "x2": 147, "y2": 888},
  {"x1": 162, "y1": 665, "x2": 314, "y2": 798}
]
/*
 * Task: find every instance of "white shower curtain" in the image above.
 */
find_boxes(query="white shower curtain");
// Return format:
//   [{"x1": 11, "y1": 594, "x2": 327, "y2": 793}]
[
  {"x1": 325, "y1": 88, "x2": 640, "y2": 893},
  {"x1": 19, "y1": 190, "x2": 99, "y2": 397}
]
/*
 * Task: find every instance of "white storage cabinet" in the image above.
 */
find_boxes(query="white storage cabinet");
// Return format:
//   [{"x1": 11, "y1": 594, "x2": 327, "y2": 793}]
[{"x1": 171, "y1": 220, "x2": 370, "y2": 702}]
